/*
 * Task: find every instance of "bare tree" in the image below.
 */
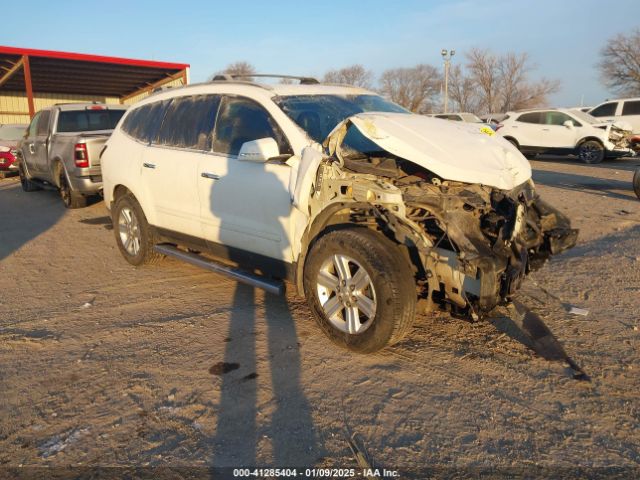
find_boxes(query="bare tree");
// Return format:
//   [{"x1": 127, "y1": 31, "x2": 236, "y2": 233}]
[
  {"x1": 459, "y1": 49, "x2": 559, "y2": 114},
  {"x1": 211, "y1": 61, "x2": 256, "y2": 81},
  {"x1": 323, "y1": 64, "x2": 374, "y2": 88},
  {"x1": 598, "y1": 29, "x2": 640, "y2": 96},
  {"x1": 379, "y1": 64, "x2": 442, "y2": 113},
  {"x1": 448, "y1": 65, "x2": 479, "y2": 113}
]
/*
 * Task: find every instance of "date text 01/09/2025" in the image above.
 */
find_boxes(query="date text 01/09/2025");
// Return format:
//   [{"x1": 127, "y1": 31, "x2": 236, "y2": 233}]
[{"x1": 232, "y1": 468, "x2": 400, "y2": 478}]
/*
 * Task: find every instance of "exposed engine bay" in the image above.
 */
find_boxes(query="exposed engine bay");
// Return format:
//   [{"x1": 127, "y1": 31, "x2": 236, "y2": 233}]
[{"x1": 296, "y1": 115, "x2": 579, "y2": 321}]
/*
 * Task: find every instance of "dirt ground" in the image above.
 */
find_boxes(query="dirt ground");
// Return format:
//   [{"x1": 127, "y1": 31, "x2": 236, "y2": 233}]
[{"x1": 0, "y1": 156, "x2": 639, "y2": 479}]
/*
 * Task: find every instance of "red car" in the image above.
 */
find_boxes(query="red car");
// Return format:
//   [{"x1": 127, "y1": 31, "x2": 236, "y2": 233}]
[{"x1": 0, "y1": 123, "x2": 27, "y2": 174}]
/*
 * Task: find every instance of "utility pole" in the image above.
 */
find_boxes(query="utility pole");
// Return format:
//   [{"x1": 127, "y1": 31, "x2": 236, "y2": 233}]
[{"x1": 441, "y1": 49, "x2": 455, "y2": 113}]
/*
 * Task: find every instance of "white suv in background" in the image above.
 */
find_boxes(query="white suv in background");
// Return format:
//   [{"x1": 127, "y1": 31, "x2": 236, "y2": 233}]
[
  {"x1": 100, "y1": 75, "x2": 577, "y2": 352},
  {"x1": 589, "y1": 98, "x2": 640, "y2": 134},
  {"x1": 497, "y1": 108, "x2": 632, "y2": 163}
]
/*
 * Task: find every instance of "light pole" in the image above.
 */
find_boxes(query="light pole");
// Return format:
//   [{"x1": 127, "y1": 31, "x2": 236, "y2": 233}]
[{"x1": 441, "y1": 48, "x2": 455, "y2": 113}]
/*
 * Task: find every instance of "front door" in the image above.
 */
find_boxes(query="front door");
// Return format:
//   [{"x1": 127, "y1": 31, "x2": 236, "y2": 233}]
[{"x1": 198, "y1": 95, "x2": 295, "y2": 262}]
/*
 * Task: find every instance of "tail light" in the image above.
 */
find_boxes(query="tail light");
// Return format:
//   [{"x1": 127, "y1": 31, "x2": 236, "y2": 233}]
[{"x1": 74, "y1": 143, "x2": 89, "y2": 168}]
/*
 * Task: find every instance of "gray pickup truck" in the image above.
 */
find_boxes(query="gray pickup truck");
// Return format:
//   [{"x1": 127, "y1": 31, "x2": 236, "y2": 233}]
[{"x1": 18, "y1": 103, "x2": 127, "y2": 208}]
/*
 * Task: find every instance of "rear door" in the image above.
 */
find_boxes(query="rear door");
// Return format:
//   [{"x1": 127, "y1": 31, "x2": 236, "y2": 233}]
[
  {"x1": 513, "y1": 111, "x2": 545, "y2": 147},
  {"x1": 198, "y1": 95, "x2": 294, "y2": 261},
  {"x1": 141, "y1": 94, "x2": 219, "y2": 239}
]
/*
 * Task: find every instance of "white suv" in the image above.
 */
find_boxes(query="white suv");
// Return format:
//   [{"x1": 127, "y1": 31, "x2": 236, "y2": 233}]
[
  {"x1": 497, "y1": 108, "x2": 632, "y2": 163},
  {"x1": 101, "y1": 75, "x2": 577, "y2": 352},
  {"x1": 589, "y1": 98, "x2": 640, "y2": 134}
]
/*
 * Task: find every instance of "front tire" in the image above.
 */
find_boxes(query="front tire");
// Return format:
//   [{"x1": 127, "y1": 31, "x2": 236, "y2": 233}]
[
  {"x1": 578, "y1": 140, "x2": 605, "y2": 164},
  {"x1": 112, "y1": 193, "x2": 162, "y2": 266},
  {"x1": 633, "y1": 168, "x2": 640, "y2": 200},
  {"x1": 18, "y1": 161, "x2": 41, "y2": 192},
  {"x1": 303, "y1": 227, "x2": 416, "y2": 353}
]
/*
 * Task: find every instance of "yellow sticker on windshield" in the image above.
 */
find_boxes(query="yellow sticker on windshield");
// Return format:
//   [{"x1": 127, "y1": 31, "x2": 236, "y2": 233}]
[{"x1": 480, "y1": 126, "x2": 495, "y2": 136}]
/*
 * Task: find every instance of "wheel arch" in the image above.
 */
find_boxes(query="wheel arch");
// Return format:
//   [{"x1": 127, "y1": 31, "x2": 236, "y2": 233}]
[
  {"x1": 576, "y1": 136, "x2": 605, "y2": 149},
  {"x1": 503, "y1": 135, "x2": 520, "y2": 148},
  {"x1": 294, "y1": 202, "x2": 420, "y2": 295},
  {"x1": 109, "y1": 184, "x2": 156, "y2": 226}
]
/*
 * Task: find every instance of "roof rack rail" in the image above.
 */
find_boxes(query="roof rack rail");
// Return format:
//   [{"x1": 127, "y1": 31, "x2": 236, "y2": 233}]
[{"x1": 211, "y1": 73, "x2": 320, "y2": 85}]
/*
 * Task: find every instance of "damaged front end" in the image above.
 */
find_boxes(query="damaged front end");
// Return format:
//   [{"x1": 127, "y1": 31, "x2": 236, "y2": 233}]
[
  {"x1": 301, "y1": 113, "x2": 578, "y2": 319},
  {"x1": 396, "y1": 174, "x2": 578, "y2": 315}
]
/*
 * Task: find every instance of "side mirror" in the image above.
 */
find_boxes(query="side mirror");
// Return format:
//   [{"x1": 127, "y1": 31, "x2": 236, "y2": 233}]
[
  {"x1": 563, "y1": 120, "x2": 575, "y2": 129},
  {"x1": 237, "y1": 137, "x2": 280, "y2": 162}
]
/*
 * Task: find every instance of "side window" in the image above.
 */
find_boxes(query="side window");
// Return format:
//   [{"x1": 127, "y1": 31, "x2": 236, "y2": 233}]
[
  {"x1": 545, "y1": 111, "x2": 580, "y2": 126},
  {"x1": 516, "y1": 112, "x2": 542, "y2": 124},
  {"x1": 128, "y1": 104, "x2": 153, "y2": 141},
  {"x1": 155, "y1": 95, "x2": 220, "y2": 150},
  {"x1": 622, "y1": 100, "x2": 640, "y2": 116},
  {"x1": 28, "y1": 112, "x2": 41, "y2": 138},
  {"x1": 590, "y1": 102, "x2": 618, "y2": 117},
  {"x1": 36, "y1": 110, "x2": 51, "y2": 136},
  {"x1": 138, "y1": 101, "x2": 169, "y2": 143},
  {"x1": 213, "y1": 96, "x2": 292, "y2": 156}
]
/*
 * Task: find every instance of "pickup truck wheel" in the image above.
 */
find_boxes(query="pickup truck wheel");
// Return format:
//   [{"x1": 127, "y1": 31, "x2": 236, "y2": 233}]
[
  {"x1": 58, "y1": 169, "x2": 87, "y2": 209},
  {"x1": 633, "y1": 168, "x2": 640, "y2": 200},
  {"x1": 578, "y1": 140, "x2": 605, "y2": 164},
  {"x1": 18, "y1": 162, "x2": 41, "y2": 192},
  {"x1": 113, "y1": 194, "x2": 162, "y2": 266},
  {"x1": 303, "y1": 227, "x2": 416, "y2": 353}
]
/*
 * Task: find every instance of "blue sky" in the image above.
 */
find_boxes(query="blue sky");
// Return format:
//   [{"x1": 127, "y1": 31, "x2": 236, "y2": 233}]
[{"x1": 3, "y1": 0, "x2": 638, "y2": 107}]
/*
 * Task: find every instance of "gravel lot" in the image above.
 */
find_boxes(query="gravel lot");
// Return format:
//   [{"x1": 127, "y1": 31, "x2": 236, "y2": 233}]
[{"x1": 1, "y1": 157, "x2": 639, "y2": 478}]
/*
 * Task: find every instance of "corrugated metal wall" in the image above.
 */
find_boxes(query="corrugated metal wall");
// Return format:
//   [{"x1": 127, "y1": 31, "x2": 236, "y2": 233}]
[{"x1": 0, "y1": 77, "x2": 186, "y2": 125}]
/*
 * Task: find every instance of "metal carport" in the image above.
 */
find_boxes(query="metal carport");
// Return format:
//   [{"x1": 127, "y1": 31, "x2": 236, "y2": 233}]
[{"x1": 0, "y1": 46, "x2": 189, "y2": 120}]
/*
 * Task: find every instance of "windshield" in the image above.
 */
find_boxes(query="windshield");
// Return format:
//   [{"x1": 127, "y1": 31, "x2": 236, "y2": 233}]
[
  {"x1": 57, "y1": 109, "x2": 126, "y2": 133},
  {"x1": 275, "y1": 94, "x2": 408, "y2": 144},
  {"x1": 0, "y1": 125, "x2": 26, "y2": 141},
  {"x1": 570, "y1": 109, "x2": 597, "y2": 124},
  {"x1": 459, "y1": 113, "x2": 484, "y2": 123}
]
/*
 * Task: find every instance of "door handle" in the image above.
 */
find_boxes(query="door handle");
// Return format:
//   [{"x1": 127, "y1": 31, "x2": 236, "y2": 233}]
[
  {"x1": 143, "y1": 162, "x2": 156, "y2": 169},
  {"x1": 28, "y1": 144, "x2": 35, "y2": 154},
  {"x1": 201, "y1": 172, "x2": 220, "y2": 180}
]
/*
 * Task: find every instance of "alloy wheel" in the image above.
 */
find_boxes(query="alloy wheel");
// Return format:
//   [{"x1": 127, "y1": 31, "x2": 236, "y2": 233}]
[
  {"x1": 118, "y1": 206, "x2": 141, "y2": 256},
  {"x1": 316, "y1": 254, "x2": 377, "y2": 334}
]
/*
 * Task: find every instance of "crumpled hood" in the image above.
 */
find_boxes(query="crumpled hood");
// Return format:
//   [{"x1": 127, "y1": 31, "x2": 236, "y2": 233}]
[{"x1": 326, "y1": 112, "x2": 532, "y2": 190}]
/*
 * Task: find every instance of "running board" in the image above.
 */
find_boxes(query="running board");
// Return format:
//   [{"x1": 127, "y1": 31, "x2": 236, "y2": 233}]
[{"x1": 154, "y1": 244, "x2": 284, "y2": 295}]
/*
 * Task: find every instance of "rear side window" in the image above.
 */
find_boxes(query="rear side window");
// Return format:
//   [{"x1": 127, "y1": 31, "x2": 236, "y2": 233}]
[
  {"x1": 622, "y1": 100, "x2": 640, "y2": 116},
  {"x1": 36, "y1": 111, "x2": 51, "y2": 135},
  {"x1": 516, "y1": 112, "x2": 542, "y2": 124},
  {"x1": 155, "y1": 95, "x2": 220, "y2": 150},
  {"x1": 57, "y1": 109, "x2": 125, "y2": 133},
  {"x1": 590, "y1": 102, "x2": 618, "y2": 117},
  {"x1": 122, "y1": 101, "x2": 169, "y2": 143},
  {"x1": 213, "y1": 96, "x2": 292, "y2": 156}
]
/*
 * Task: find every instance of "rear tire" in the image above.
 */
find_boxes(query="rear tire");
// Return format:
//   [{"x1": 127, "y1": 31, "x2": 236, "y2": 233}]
[
  {"x1": 578, "y1": 140, "x2": 605, "y2": 164},
  {"x1": 58, "y1": 167, "x2": 87, "y2": 209},
  {"x1": 303, "y1": 227, "x2": 416, "y2": 353},
  {"x1": 633, "y1": 168, "x2": 640, "y2": 200},
  {"x1": 112, "y1": 193, "x2": 162, "y2": 266},
  {"x1": 18, "y1": 162, "x2": 41, "y2": 192}
]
